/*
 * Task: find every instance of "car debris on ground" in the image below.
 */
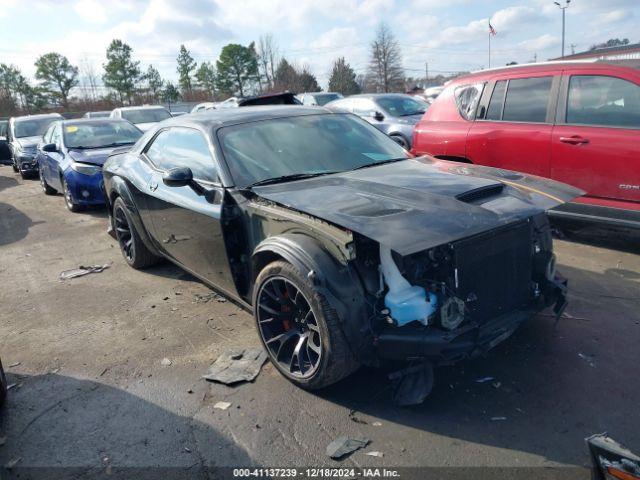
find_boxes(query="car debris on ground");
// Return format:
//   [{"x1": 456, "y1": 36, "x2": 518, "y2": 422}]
[
  {"x1": 194, "y1": 292, "x2": 227, "y2": 304},
  {"x1": 475, "y1": 376, "x2": 495, "y2": 383},
  {"x1": 213, "y1": 401, "x2": 232, "y2": 410},
  {"x1": 365, "y1": 451, "x2": 384, "y2": 457},
  {"x1": 160, "y1": 358, "x2": 172, "y2": 366},
  {"x1": 389, "y1": 362, "x2": 434, "y2": 406},
  {"x1": 202, "y1": 348, "x2": 267, "y2": 385},
  {"x1": 8, "y1": 362, "x2": 20, "y2": 367},
  {"x1": 326, "y1": 437, "x2": 370, "y2": 460},
  {"x1": 59, "y1": 264, "x2": 110, "y2": 281}
]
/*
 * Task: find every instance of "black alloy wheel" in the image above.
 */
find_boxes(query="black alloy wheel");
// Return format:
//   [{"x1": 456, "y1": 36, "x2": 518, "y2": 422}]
[
  {"x1": 114, "y1": 204, "x2": 135, "y2": 263},
  {"x1": 112, "y1": 197, "x2": 159, "y2": 269},
  {"x1": 257, "y1": 276, "x2": 323, "y2": 379}
]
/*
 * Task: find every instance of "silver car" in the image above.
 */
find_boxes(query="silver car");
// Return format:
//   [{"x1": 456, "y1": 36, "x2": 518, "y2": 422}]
[{"x1": 325, "y1": 94, "x2": 428, "y2": 149}]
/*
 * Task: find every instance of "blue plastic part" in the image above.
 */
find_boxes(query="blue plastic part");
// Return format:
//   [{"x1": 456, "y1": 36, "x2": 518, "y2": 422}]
[{"x1": 384, "y1": 287, "x2": 437, "y2": 326}]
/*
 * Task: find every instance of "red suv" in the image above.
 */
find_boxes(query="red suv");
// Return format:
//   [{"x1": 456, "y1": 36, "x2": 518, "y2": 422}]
[{"x1": 412, "y1": 61, "x2": 640, "y2": 229}]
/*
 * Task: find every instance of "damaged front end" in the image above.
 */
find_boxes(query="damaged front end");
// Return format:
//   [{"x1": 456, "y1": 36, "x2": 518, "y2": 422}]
[{"x1": 353, "y1": 213, "x2": 566, "y2": 364}]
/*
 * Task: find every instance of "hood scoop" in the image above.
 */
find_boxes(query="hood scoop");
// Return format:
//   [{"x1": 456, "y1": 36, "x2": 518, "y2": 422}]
[{"x1": 456, "y1": 184, "x2": 504, "y2": 204}]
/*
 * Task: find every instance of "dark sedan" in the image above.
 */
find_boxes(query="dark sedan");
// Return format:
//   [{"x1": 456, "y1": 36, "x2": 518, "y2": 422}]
[
  {"x1": 7, "y1": 113, "x2": 63, "y2": 177},
  {"x1": 103, "y1": 106, "x2": 581, "y2": 395},
  {"x1": 36, "y1": 119, "x2": 142, "y2": 212}
]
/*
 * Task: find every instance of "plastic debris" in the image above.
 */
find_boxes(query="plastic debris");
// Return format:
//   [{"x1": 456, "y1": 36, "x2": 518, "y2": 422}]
[
  {"x1": 213, "y1": 401, "x2": 231, "y2": 410},
  {"x1": 578, "y1": 353, "x2": 596, "y2": 368},
  {"x1": 160, "y1": 358, "x2": 172, "y2": 366},
  {"x1": 8, "y1": 362, "x2": 20, "y2": 368},
  {"x1": 365, "y1": 451, "x2": 384, "y2": 458},
  {"x1": 203, "y1": 348, "x2": 267, "y2": 385},
  {"x1": 475, "y1": 376, "x2": 494, "y2": 383},
  {"x1": 372, "y1": 422, "x2": 383, "y2": 427},
  {"x1": 6, "y1": 383, "x2": 17, "y2": 391},
  {"x1": 491, "y1": 416, "x2": 507, "y2": 421},
  {"x1": 59, "y1": 264, "x2": 110, "y2": 281},
  {"x1": 389, "y1": 362, "x2": 434, "y2": 406},
  {"x1": 5, "y1": 457, "x2": 22, "y2": 469},
  {"x1": 349, "y1": 410, "x2": 368, "y2": 425},
  {"x1": 326, "y1": 437, "x2": 370, "y2": 460}
]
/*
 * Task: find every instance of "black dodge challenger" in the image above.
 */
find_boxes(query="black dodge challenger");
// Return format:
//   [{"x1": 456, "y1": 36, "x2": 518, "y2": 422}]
[{"x1": 103, "y1": 106, "x2": 582, "y2": 391}]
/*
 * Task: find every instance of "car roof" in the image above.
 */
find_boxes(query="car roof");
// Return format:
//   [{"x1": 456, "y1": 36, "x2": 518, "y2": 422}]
[
  {"x1": 455, "y1": 60, "x2": 640, "y2": 82},
  {"x1": 61, "y1": 118, "x2": 131, "y2": 126},
  {"x1": 115, "y1": 105, "x2": 168, "y2": 111},
  {"x1": 13, "y1": 113, "x2": 63, "y2": 122},
  {"x1": 156, "y1": 105, "x2": 332, "y2": 129}
]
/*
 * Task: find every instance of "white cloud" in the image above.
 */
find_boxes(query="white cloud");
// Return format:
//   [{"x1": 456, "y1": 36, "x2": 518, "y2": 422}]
[
  {"x1": 518, "y1": 33, "x2": 559, "y2": 52},
  {"x1": 74, "y1": 0, "x2": 107, "y2": 23}
]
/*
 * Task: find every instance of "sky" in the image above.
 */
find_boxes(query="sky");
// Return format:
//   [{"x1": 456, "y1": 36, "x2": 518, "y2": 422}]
[{"x1": 1, "y1": 0, "x2": 639, "y2": 91}]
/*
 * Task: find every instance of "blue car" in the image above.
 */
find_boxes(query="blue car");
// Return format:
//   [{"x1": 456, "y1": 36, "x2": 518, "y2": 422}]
[{"x1": 36, "y1": 119, "x2": 142, "y2": 212}]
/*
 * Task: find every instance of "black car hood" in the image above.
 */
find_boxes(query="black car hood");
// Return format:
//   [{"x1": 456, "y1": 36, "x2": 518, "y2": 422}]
[
  {"x1": 253, "y1": 156, "x2": 583, "y2": 256},
  {"x1": 68, "y1": 145, "x2": 133, "y2": 166}
]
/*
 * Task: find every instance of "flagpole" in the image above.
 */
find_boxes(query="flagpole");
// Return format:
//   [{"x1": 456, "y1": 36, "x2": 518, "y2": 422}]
[{"x1": 488, "y1": 31, "x2": 491, "y2": 68}]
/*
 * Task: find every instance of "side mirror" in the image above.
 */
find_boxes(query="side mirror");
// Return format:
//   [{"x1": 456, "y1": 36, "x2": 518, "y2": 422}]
[
  {"x1": 373, "y1": 111, "x2": 385, "y2": 121},
  {"x1": 162, "y1": 167, "x2": 193, "y2": 187},
  {"x1": 42, "y1": 143, "x2": 58, "y2": 153}
]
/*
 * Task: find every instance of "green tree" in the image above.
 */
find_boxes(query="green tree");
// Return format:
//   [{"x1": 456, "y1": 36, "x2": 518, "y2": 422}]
[
  {"x1": 298, "y1": 66, "x2": 320, "y2": 92},
  {"x1": 195, "y1": 61, "x2": 217, "y2": 98},
  {"x1": 103, "y1": 39, "x2": 141, "y2": 104},
  {"x1": 163, "y1": 82, "x2": 180, "y2": 103},
  {"x1": 273, "y1": 58, "x2": 298, "y2": 91},
  {"x1": 589, "y1": 38, "x2": 630, "y2": 50},
  {"x1": 34, "y1": 52, "x2": 78, "y2": 108},
  {"x1": 145, "y1": 65, "x2": 164, "y2": 101},
  {"x1": 0, "y1": 64, "x2": 47, "y2": 113},
  {"x1": 176, "y1": 45, "x2": 196, "y2": 93},
  {"x1": 328, "y1": 57, "x2": 361, "y2": 95},
  {"x1": 215, "y1": 43, "x2": 258, "y2": 97}
]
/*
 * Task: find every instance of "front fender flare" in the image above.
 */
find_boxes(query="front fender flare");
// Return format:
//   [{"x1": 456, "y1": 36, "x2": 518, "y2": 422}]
[{"x1": 253, "y1": 234, "x2": 375, "y2": 364}]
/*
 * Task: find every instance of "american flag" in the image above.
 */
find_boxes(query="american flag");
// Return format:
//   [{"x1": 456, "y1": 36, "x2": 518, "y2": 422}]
[{"x1": 489, "y1": 21, "x2": 497, "y2": 36}]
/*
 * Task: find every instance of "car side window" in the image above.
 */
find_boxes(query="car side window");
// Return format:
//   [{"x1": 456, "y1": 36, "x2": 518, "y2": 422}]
[
  {"x1": 43, "y1": 124, "x2": 55, "y2": 144},
  {"x1": 502, "y1": 77, "x2": 552, "y2": 123},
  {"x1": 352, "y1": 99, "x2": 377, "y2": 116},
  {"x1": 455, "y1": 83, "x2": 484, "y2": 120},
  {"x1": 566, "y1": 75, "x2": 640, "y2": 128},
  {"x1": 485, "y1": 80, "x2": 507, "y2": 120},
  {"x1": 145, "y1": 127, "x2": 217, "y2": 182},
  {"x1": 50, "y1": 125, "x2": 62, "y2": 146}
]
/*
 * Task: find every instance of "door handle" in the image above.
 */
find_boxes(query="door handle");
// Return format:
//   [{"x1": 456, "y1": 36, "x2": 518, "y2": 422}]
[
  {"x1": 559, "y1": 136, "x2": 589, "y2": 145},
  {"x1": 149, "y1": 181, "x2": 158, "y2": 192}
]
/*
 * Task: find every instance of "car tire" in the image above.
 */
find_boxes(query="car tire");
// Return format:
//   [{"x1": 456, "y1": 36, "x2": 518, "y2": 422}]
[
  {"x1": 40, "y1": 168, "x2": 57, "y2": 195},
  {"x1": 62, "y1": 177, "x2": 83, "y2": 212},
  {"x1": 390, "y1": 134, "x2": 409, "y2": 149},
  {"x1": 113, "y1": 197, "x2": 159, "y2": 269},
  {"x1": 253, "y1": 260, "x2": 359, "y2": 390},
  {"x1": 0, "y1": 359, "x2": 7, "y2": 408}
]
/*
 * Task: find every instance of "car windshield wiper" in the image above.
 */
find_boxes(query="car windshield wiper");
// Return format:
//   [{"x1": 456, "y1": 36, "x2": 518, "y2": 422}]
[
  {"x1": 351, "y1": 157, "x2": 408, "y2": 171},
  {"x1": 247, "y1": 171, "x2": 339, "y2": 188},
  {"x1": 70, "y1": 142, "x2": 134, "y2": 150},
  {"x1": 400, "y1": 110, "x2": 425, "y2": 116}
]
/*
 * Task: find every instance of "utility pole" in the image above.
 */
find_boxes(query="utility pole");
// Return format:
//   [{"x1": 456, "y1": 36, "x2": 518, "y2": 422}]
[{"x1": 554, "y1": 0, "x2": 570, "y2": 58}]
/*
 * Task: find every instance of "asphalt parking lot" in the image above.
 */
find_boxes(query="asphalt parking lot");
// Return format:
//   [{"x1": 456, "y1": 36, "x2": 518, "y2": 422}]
[{"x1": 1, "y1": 168, "x2": 639, "y2": 477}]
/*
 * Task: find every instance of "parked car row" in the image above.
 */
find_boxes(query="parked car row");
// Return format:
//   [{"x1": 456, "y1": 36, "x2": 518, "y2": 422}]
[{"x1": 0, "y1": 62, "x2": 633, "y2": 396}]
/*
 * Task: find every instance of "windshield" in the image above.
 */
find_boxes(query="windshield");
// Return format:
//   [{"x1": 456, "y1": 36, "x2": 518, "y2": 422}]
[
  {"x1": 121, "y1": 108, "x2": 171, "y2": 124},
  {"x1": 64, "y1": 121, "x2": 142, "y2": 149},
  {"x1": 218, "y1": 113, "x2": 409, "y2": 188},
  {"x1": 86, "y1": 111, "x2": 110, "y2": 118},
  {"x1": 314, "y1": 93, "x2": 342, "y2": 106},
  {"x1": 376, "y1": 96, "x2": 426, "y2": 117},
  {"x1": 14, "y1": 117, "x2": 59, "y2": 138}
]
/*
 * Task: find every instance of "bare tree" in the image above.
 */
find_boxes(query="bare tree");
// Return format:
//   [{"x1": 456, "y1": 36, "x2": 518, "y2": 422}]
[
  {"x1": 257, "y1": 34, "x2": 279, "y2": 92},
  {"x1": 79, "y1": 56, "x2": 99, "y2": 101},
  {"x1": 366, "y1": 23, "x2": 404, "y2": 93}
]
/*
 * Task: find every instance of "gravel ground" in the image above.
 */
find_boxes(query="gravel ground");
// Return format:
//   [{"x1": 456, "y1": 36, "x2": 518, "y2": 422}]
[{"x1": 1, "y1": 168, "x2": 639, "y2": 478}]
